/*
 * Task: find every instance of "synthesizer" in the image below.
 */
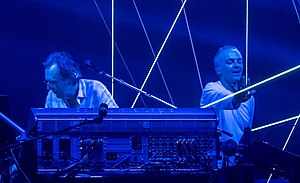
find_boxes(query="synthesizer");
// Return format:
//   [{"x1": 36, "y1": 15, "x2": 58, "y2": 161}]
[{"x1": 27, "y1": 108, "x2": 218, "y2": 178}]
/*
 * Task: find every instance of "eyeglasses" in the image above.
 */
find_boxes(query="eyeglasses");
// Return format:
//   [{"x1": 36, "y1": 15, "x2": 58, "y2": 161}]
[{"x1": 43, "y1": 80, "x2": 57, "y2": 88}]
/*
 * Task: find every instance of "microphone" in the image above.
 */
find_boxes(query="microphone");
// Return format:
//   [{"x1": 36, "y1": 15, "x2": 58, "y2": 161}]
[
  {"x1": 93, "y1": 103, "x2": 108, "y2": 124},
  {"x1": 99, "y1": 103, "x2": 108, "y2": 118},
  {"x1": 217, "y1": 127, "x2": 233, "y2": 137},
  {"x1": 84, "y1": 60, "x2": 100, "y2": 73}
]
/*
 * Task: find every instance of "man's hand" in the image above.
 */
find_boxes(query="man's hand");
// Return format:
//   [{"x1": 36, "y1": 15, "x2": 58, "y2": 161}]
[{"x1": 232, "y1": 76, "x2": 256, "y2": 108}]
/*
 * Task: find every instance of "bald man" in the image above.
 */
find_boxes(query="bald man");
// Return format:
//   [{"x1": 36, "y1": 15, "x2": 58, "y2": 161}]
[{"x1": 200, "y1": 46, "x2": 255, "y2": 155}]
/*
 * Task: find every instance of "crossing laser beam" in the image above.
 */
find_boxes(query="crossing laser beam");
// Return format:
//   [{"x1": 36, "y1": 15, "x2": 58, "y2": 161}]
[
  {"x1": 202, "y1": 64, "x2": 300, "y2": 109},
  {"x1": 252, "y1": 115, "x2": 300, "y2": 131}
]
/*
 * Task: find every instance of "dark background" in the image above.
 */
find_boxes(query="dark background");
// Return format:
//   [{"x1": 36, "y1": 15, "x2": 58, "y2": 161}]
[{"x1": 1, "y1": 0, "x2": 299, "y2": 155}]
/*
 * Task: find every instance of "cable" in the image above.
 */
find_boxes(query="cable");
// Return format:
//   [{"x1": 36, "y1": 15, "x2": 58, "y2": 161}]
[
  {"x1": 137, "y1": 152, "x2": 157, "y2": 168},
  {"x1": 131, "y1": 0, "x2": 187, "y2": 108},
  {"x1": 60, "y1": 153, "x2": 89, "y2": 174},
  {"x1": 10, "y1": 148, "x2": 32, "y2": 183},
  {"x1": 58, "y1": 140, "x2": 94, "y2": 178},
  {"x1": 123, "y1": 152, "x2": 157, "y2": 171},
  {"x1": 112, "y1": 154, "x2": 130, "y2": 168}
]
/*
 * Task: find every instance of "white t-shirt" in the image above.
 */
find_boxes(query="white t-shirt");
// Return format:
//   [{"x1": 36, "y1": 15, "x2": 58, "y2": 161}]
[{"x1": 200, "y1": 81, "x2": 255, "y2": 144}]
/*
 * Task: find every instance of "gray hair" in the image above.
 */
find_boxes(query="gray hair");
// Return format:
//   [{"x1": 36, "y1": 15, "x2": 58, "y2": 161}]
[
  {"x1": 214, "y1": 46, "x2": 241, "y2": 77},
  {"x1": 43, "y1": 51, "x2": 82, "y2": 81}
]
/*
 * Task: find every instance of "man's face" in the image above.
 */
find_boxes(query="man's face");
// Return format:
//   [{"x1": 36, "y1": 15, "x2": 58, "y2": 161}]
[
  {"x1": 44, "y1": 64, "x2": 69, "y2": 99},
  {"x1": 217, "y1": 48, "x2": 243, "y2": 85}
]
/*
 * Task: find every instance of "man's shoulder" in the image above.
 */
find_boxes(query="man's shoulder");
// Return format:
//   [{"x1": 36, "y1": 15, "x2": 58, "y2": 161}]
[
  {"x1": 80, "y1": 79, "x2": 106, "y2": 87},
  {"x1": 202, "y1": 81, "x2": 231, "y2": 97},
  {"x1": 79, "y1": 79, "x2": 109, "y2": 94},
  {"x1": 204, "y1": 81, "x2": 222, "y2": 89},
  {"x1": 46, "y1": 90, "x2": 56, "y2": 98}
]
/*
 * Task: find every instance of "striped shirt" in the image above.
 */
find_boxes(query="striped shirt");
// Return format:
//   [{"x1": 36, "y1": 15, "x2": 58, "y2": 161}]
[{"x1": 45, "y1": 79, "x2": 118, "y2": 108}]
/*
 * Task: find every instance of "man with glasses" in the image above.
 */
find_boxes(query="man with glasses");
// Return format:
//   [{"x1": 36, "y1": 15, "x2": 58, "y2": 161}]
[{"x1": 43, "y1": 51, "x2": 118, "y2": 108}]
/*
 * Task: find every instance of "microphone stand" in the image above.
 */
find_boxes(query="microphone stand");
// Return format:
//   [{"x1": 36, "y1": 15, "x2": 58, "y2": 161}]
[
  {"x1": 0, "y1": 112, "x2": 27, "y2": 141},
  {"x1": 0, "y1": 117, "x2": 105, "y2": 182},
  {"x1": 96, "y1": 70, "x2": 177, "y2": 108},
  {"x1": 217, "y1": 128, "x2": 233, "y2": 137},
  {"x1": 0, "y1": 112, "x2": 28, "y2": 183},
  {"x1": 0, "y1": 117, "x2": 103, "y2": 154}
]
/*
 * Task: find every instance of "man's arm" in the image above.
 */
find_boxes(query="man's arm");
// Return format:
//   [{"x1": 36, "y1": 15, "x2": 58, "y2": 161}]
[{"x1": 201, "y1": 82, "x2": 235, "y2": 110}]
